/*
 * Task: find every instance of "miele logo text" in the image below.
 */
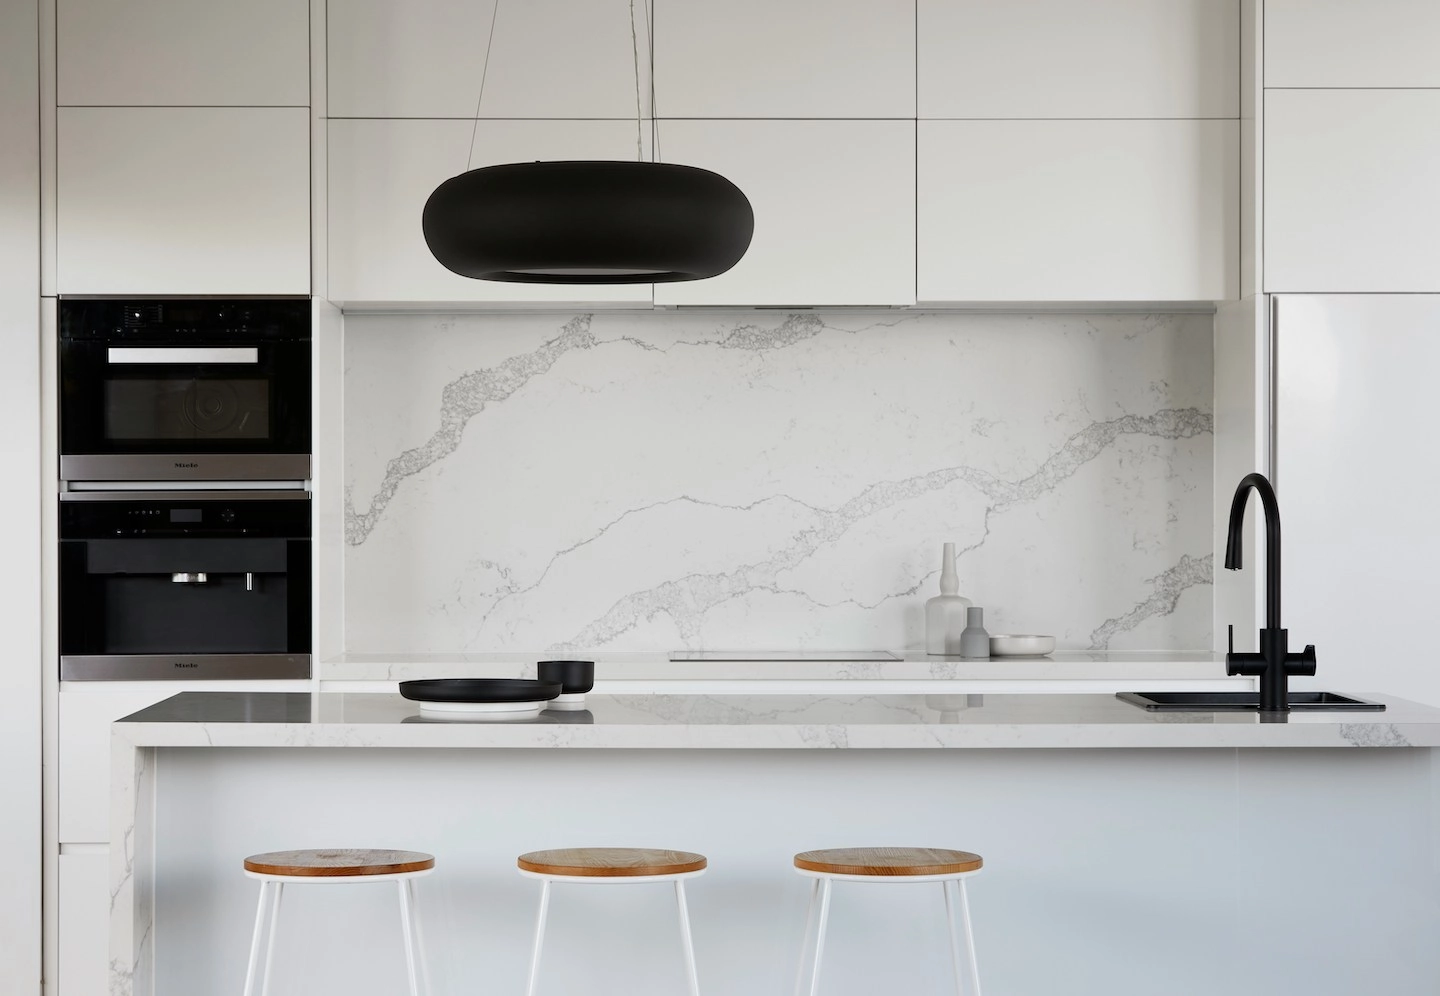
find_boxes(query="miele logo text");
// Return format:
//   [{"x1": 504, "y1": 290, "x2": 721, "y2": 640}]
[
  {"x1": 173, "y1": 461, "x2": 199, "y2": 468},
  {"x1": 173, "y1": 662, "x2": 198, "y2": 668}
]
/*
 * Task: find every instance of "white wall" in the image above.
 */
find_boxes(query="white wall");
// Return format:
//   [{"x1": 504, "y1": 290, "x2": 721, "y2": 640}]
[
  {"x1": 0, "y1": 0, "x2": 43, "y2": 991},
  {"x1": 343, "y1": 311, "x2": 1215, "y2": 655}
]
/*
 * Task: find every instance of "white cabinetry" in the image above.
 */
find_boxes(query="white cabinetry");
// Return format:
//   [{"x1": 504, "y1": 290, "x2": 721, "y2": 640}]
[
  {"x1": 58, "y1": 852, "x2": 108, "y2": 996},
  {"x1": 58, "y1": 689, "x2": 178, "y2": 843},
  {"x1": 327, "y1": 118, "x2": 653, "y2": 306},
  {"x1": 1265, "y1": 0, "x2": 1440, "y2": 87},
  {"x1": 654, "y1": 0, "x2": 914, "y2": 118},
  {"x1": 654, "y1": 120, "x2": 915, "y2": 306},
  {"x1": 918, "y1": 0, "x2": 1238, "y2": 118},
  {"x1": 55, "y1": 107, "x2": 311, "y2": 295},
  {"x1": 57, "y1": 0, "x2": 309, "y2": 106},
  {"x1": 918, "y1": 120, "x2": 1238, "y2": 302},
  {"x1": 328, "y1": 0, "x2": 647, "y2": 118},
  {"x1": 1264, "y1": 90, "x2": 1440, "y2": 293}
]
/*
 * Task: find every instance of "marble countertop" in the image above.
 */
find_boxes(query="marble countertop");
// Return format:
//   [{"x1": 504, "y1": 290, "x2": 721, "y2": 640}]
[{"x1": 114, "y1": 691, "x2": 1440, "y2": 750}]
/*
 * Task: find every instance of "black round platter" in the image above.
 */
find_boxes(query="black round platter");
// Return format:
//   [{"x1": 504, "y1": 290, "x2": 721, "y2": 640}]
[{"x1": 398, "y1": 678, "x2": 563, "y2": 704}]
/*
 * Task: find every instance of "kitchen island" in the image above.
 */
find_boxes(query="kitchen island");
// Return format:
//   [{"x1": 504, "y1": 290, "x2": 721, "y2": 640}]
[{"x1": 114, "y1": 692, "x2": 1440, "y2": 996}]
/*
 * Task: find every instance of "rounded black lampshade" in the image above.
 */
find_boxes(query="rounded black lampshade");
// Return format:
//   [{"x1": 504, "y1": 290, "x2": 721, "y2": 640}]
[{"x1": 422, "y1": 160, "x2": 754, "y2": 284}]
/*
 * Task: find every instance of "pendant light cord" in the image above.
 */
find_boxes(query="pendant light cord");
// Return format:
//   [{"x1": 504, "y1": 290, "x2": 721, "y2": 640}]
[
  {"x1": 465, "y1": 0, "x2": 503, "y2": 172},
  {"x1": 629, "y1": 0, "x2": 643, "y2": 161}
]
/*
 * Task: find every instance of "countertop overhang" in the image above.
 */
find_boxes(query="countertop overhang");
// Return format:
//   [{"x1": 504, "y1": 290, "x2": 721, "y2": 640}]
[{"x1": 114, "y1": 691, "x2": 1440, "y2": 750}]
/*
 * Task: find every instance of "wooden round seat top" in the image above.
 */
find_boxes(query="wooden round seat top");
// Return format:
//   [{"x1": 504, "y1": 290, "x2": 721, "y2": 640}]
[
  {"x1": 794, "y1": 847, "x2": 983, "y2": 877},
  {"x1": 242, "y1": 848, "x2": 436, "y2": 878},
  {"x1": 517, "y1": 847, "x2": 708, "y2": 878}
]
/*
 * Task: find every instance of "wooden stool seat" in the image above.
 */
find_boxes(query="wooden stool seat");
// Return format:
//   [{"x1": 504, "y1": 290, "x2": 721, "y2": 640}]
[
  {"x1": 243, "y1": 848, "x2": 436, "y2": 878},
  {"x1": 794, "y1": 847, "x2": 983, "y2": 878},
  {"x1": 518, "y1": 846, "x2": 708, "y2": 878}
]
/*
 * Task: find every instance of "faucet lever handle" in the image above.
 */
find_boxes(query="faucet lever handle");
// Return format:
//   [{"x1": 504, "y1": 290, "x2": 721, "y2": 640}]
[{"x1": 1227, "y1": 624, "x2": 1234, "y2": 656}]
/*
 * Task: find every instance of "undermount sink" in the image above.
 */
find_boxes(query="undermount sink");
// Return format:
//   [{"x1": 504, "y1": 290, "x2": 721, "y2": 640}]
[{"x1": 1117, "y1": 691, "x2": 1385, "y2": 712}]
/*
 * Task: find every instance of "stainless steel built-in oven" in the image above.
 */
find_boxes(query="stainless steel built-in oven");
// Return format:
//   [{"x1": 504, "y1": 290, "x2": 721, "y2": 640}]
[
  {"x1": 59, "y1": 491, "x2": 311, "y2": 680},
  {"x1": 59, "y1": 298, "x2": 311, "y2": 482}
]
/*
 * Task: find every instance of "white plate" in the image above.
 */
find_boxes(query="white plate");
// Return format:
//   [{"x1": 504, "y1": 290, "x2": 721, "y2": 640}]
[
  {"x1": 989, "y1": 635, "x2": 1055, "y2": 657},
  {"x1": 417, "y1": 699, "x2": 545, "y2": 717}
]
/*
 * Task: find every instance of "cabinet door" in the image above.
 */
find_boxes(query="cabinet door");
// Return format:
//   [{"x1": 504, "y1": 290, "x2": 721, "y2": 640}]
[
  {"x1": 59, "y1": 690, "x2": 174, "y2": 843},
  {"x1": 918, "y1": 120, "x2": 1238, "y2": 302},
  {"x1": 58, "y1": 851, "x2": 109, "y2": 996},
  {"x1": 56, "y1": 107, "x2": 310, "y2": 296},
  {"x1": 653, "y1": 121, "x2": 915, "y2": 306},
  {"x1": 1264, "y1": 90, "x2": 1440, "y2": 293},
  {"x1": 918, "y1": 0, "x2": 1238, "y2": 118},
  {"x1": 1265, "y1": 0, "x2": 1440, "y2": 87},
  {"x1": 328, "y1": 119, "x2": 653, "y2": 306},
  {"x1": 58, "y1": 0, "x2": 308, "y2": 106},
  {"x1": 328, "y1": 0, "x2": 646, "y2": 118},
  {"x1": 654, "y1": 0, "x2": 914, "y2": 118}
]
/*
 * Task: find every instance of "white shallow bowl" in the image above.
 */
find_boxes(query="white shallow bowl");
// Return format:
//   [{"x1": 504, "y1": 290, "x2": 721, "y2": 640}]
[
  {"x1": 418, "y1": 699, "x2": 544, "y2": 718},
  {"x1": 989, "y1": 635, "x2": 1055, "y2": 658}
]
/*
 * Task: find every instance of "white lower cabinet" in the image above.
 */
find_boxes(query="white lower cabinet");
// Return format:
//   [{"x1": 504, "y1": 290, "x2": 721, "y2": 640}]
[
  {"x1": 327, "y1": 118, "x2": 654, "y2": 307},
  {"x1": 918, "y1": 119, "x2": 1238, "y2": 302},
  {"x1": 1264, "y1": 89, "x2": 1440, "y2": 293},
  {"x1": 56, "y1": 107, "x2": 311, "y2": 295},
  {"x1": 58, "y1": 851, "x2": 109, "y2": 996},
  {"x1": 58, "y1": 689, "x2": 175, "y2": 843},
  {"x1": 653, "y1": 120, "x2": 916, "y2": 306}
]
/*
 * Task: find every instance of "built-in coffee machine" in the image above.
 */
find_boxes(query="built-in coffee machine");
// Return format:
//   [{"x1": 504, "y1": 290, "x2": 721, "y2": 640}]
[{"x1": 57, "y1": 297, "x2": 313, "y2": 680}]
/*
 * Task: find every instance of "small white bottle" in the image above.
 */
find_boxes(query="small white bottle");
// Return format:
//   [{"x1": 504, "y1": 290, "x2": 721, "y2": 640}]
[{"x1": 925, "y1": 542, "x2": 973, "y2": 655}]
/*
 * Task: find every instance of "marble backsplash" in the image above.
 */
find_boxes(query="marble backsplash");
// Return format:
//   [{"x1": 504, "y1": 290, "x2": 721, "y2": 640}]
[{"x1": 343, "y1": 310, "x2": 1214, "y2": 654}]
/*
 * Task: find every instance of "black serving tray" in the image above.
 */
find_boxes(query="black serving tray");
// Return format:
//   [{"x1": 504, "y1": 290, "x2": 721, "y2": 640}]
[{"x1": 398, "y1": 678, "x2": 563, "y2": 703}]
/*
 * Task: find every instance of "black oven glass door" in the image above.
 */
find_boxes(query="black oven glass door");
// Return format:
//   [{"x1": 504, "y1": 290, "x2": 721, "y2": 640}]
[{"x1": 59, "y1": 299, "x2": 311, "y2": 481}]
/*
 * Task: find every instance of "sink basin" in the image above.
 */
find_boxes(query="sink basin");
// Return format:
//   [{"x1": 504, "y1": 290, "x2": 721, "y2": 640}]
[{"x1": 1117, "y1": 691, "x2": 1385, "y2": 712}]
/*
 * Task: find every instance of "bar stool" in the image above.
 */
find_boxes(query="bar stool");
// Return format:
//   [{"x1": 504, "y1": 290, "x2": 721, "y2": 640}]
[
  {"x1": 792, "y1": 846, "x2": 983, "y2": 996},
  {"x1": 241, "y1": 847, "x2": 435, "y2": 996},
  {"x1": 517, "y1": 846, "x2": 707, "y2": 996}
]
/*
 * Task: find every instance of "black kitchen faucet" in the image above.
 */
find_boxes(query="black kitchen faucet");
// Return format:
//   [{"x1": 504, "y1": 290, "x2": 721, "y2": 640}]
[{"x1": 1224, "y1": 472, "x2": 1317, "y2": 712}]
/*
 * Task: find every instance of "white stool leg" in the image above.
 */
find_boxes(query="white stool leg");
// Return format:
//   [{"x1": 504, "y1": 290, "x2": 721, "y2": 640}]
[
  {"x1": 405, "y1": 879, "x2": 432, "y2": 996},
  {"x1": 955, "y1": 879, "x2": 981, "y2": 996},
  {"x1": 259, "y1": 881, "x2": 284, "y2": 996},
  {"x1": 397, "y1": 879, "x2": 422, "y2": 996},
  {"x1": 943, "y1": 880, "x2": 966, "y2": 996},
  {"x1": 241, "y1": 880, "x2": 270, "y2": 996},
  {"x1": 807, "y1": 879, "x2": 833, "y2": 996},
  {"x1": 524, "y1": 879, "x2": 552, "y2": 996},
  {"x1": 674, "y1": 879, "x2": 701, "y2": 996},
  {"x1": 792, "y1": 879, "x2": 821, "y2": 996}
]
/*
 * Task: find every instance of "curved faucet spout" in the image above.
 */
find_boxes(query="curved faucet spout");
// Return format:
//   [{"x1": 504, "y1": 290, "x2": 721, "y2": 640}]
[{"x1": 1224, "y1": 472, "x2": 1281, "y2": 631}]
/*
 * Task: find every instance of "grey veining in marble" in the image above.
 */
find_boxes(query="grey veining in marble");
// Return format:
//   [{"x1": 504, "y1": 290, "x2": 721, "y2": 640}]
[{"x1": 344, "y1": 311, "x2": 1213, "y2": 654}]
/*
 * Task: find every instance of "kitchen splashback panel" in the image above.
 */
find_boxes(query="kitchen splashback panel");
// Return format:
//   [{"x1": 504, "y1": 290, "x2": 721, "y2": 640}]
[{"x1": 343, "y1": 311, "x2": 1213, "y2": 653}]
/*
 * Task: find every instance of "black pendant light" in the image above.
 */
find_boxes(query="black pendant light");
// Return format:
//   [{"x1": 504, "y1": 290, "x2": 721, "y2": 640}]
[
  {"x1": 424, "y1": 160, "x2": 753, "y2": 284},
  {"x1": 421, "y1": 1, "x2": 754, "y2": 284}
]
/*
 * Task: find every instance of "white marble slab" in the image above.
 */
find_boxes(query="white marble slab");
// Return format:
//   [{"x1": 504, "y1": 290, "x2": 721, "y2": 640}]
[{"x1": 342, "y1": 310, "x2": 1214, "y2": 656}]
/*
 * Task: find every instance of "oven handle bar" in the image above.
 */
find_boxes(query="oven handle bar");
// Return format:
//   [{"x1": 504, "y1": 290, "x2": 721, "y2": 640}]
[
  {"x1": 60, "y1": 490, "x2": 309, "y2": 502},
  {"x1": 107, "y1": 346, "x2": 259, "y2": 364}
]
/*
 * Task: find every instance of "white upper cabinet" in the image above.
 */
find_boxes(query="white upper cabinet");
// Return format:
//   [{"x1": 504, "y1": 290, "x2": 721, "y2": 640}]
[
  {"x1": 1265, "y1": 0, "x2": 1440, "y2": 87},
  {"x1": 918, "y1": 120, "x2": 1238, "y2": 302},
  {"x1": 653, "y1": 0, "x2": 915, "y2": 118},
  {"x1": 328, "y1": 0, "x2": 650, "y2": 118},
  {"x1": 919, "y1": 0, "x2": 1239, "y2": 118},
  {"x1": 57, "y1": 108, "x2": 310, "y2": 295},
  {"x1": 328, "y1": 118, "x2": 653, "y2": 306},
  {"x1": 1264, "y1": 90, "x2": 1440, "y2": 293},
  {"x1": 57, "y1": 0, "x2": 308, "y2": 106},
  {"x1": 653, "y1": 121, "x2": 915, "y2": 306}
]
